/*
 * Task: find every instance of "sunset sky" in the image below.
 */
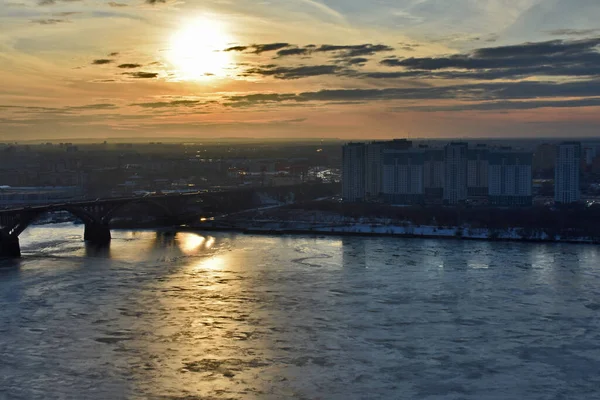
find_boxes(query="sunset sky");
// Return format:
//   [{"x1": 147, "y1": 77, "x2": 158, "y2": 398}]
[{"x1": 1, "y1": 0, "x2": 600, "y2": 140}]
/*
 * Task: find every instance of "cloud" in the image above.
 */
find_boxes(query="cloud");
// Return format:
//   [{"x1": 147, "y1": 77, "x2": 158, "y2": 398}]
[
  {"x1": 272, "y1": 43, "x2": 395, "y2": 60},
  {"x1": 92, "y1": 59, "x2": 113, "y2": 65},
  {"x1": 31, "y1": 18, "x2": 69, "y2": 24},
  {"x1": 224, "y1": 46, "x2": 248, "y2": 52},
  {"x1": 379, "y1": 37, "x2": 600, "y2": 80},
  {"x1": 122, "y1": 71, "x2": 158, "y2": 78},
  {"x1": 108, "y1": 1, "x2": 127, "y2": 6},
  {"x1": 276, "y1": 47, "x2": 311, "y2": 57},
  {"x1": 108, "y1": 52, "x2": 119, "y2": 57},
  {"x1": 37, "y1": 0, "x2": 82, "y2": 5},
  {"x1": 314, "y1": 44, "x2": 394, "y2": 58},
  {"x1": 344, "y1": 57, "x2": 369, "y2": 66},
  {"x1": 242, "y1": 65, "x2": 342, "y2": 80},
  {"x1": 298, "y1": 0, "x2": 344, "y2": 21},
  {"x1": 53, "y1": 11, "x2": 80, "y2": 16},
  {"x1": 224, "y1": 43, "x2": 292, "y2": 55},
  {"x1": 251, "y1": 43, "x2": 291, "y2": 54},
  {"x1": 118, "y1": 63, "x2": 142, "y2": 69},
  {"x1": 223, "y1": 80, "x2": 600, "y2": 108},
  {"x1": 547, "y1": 29, "x2": 600, "y2": 36},
  {"x1": 409, "y1": 98, "x2": 600, "y2": 112},
  {"x1": 145, "y1": 0, "x2": 165, "y2": 3},
  {"x1": 131, "y1": 100, "x2": 201, "y2": 108},
  {"x1": 66, "y1": 103, "x2": 118, "y2": 111},
  {"x1": 225, "y1": 43, "x2": 393, "y2": 60}
]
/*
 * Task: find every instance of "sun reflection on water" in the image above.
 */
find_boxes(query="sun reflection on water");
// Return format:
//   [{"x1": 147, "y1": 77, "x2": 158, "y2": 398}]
[{"x1": 177, "y1": 232, "x2": 205, "y2": 254}]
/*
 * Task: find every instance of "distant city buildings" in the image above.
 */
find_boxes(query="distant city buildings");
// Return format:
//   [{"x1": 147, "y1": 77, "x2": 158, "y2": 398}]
[
  {"x1": 467, "y1": 145, "x2": 489, "y2": 198},
  {"x1": 382, "y1": 149, "x2": 424, "y2": 205},
  {"x1": 342, "y1": 143, "x2": 367, "y2": 202},
  {"x1": 342, "y1": 139, "x2": 539, "y2": 207},
  {"x1": 555, "y1": 142, "x2": 581, "y2": 204},
  {"x1": 0, "y1": 186, "x2": 82, "y2": 207},
  {"x1": 444, "y1": 142, "x2": 469, "y2": 205},
  {"x1": 422, "y1": 146, "x2": 445, "y2": 202},
  {"x1": 488, "y1": 149, "x2": 533, "y2": 206}
]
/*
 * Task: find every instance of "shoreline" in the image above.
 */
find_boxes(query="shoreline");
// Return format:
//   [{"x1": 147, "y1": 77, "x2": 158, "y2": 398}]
[{"x1": 184, "y1": 223, "x2": 600, "y2": 246}]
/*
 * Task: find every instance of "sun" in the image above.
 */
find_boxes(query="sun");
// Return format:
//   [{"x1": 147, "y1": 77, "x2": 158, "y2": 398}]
[{"x1": 168, "y1": 16, "x2": 233, "y2": 81}]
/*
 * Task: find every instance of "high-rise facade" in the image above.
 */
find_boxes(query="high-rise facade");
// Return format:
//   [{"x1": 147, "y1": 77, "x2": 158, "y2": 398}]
[
  {"x1": 364, "y1": 139, "x2": 412, "y2": 199},
  {"x1": 365, "y1": 142, "x2": 385, "y2": 199},
  {"x1": 488, "y1": 149, "x2": 533, "y2": 206},
  {"x1": 382, "y1": 150, "x2": 425, "y2": 205},
  {"x1": 467, "y1": 146, "x2": 489, "y2": 197},
  {"x1": 423, "y1": 147, "x2": 445, "y2": 202},
  {"x1": 555, "y1": 142, "x2": 581, "y2": 204},
  {"x1": 342, "y1": 143, "x2": 367, "y2": 202},
  {"x1": 342, "y1": 140, "x2": 537, "y2": 207},
  {"x1": 444, "y1": 142, "x2": 468, "y2": 205}
]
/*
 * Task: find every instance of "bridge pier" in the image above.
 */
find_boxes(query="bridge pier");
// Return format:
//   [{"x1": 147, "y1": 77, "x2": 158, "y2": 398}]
[
  {"x1": 0, "y1": 235, "x2": 21, "y2": 258},
  {"x1": 84, "y1": 223, "x2": 111, "y2": 245}
]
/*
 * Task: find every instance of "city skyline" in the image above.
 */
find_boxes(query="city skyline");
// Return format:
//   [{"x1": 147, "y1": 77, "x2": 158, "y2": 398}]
[{"x1": 2, "y1": 0, "x2": 600, "y2": 140}]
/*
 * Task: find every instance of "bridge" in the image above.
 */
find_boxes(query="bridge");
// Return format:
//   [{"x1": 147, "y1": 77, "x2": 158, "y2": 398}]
[
  {"x1": 0, "y1": 192, "x2": 210, "y2": 258},
  {"x1": 0, "y1": 183, "x2": 340, "y2": 258}
]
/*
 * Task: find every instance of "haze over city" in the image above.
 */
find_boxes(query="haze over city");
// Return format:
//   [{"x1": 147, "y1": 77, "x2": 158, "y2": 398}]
[{"x1": 2, "y1": 0, "x2": 600, "y2": 140}]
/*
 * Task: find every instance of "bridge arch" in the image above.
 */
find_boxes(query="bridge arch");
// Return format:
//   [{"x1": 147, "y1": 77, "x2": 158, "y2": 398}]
[
  {"x1": 100, "y1": 198, "x2": 174, "y2": 224},
  {"x1": 5, "y1": 206, "x2": 99, "y2": 237}
]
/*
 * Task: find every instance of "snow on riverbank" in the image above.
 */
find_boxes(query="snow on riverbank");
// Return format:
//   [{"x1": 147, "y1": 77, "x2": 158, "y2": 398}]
[{"x1": 197, "y1": 220, "x2": 597, "y2": 244}]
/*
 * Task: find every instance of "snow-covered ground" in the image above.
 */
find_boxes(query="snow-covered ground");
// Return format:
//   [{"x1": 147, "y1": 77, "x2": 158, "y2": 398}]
[{"x1": 202, "y1": 220, "x2": 596, "y2": 244}]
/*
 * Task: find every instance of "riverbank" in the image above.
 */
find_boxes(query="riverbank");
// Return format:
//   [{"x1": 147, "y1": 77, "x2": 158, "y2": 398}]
[{"x1": 188, "y1": 221, "x2": 599, "y2": 245}]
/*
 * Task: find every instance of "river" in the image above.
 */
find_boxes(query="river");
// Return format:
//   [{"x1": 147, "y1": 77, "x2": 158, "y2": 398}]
[{"x1": 1, "y1": 223, "x2": 600, "y2": 399}]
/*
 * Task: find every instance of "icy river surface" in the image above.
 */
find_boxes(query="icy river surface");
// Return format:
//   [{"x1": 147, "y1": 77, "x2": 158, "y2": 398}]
[{"x1": 2, "y1": 224, "x2": 600, "y2": 399}]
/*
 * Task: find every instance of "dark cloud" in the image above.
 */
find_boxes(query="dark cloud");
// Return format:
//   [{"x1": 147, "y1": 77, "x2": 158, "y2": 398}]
[
  {"x1": 547, "y1": 29, "x2": 600, "y2": 36},
  {"x1": 272, "y1": 43, "x2": 394, "y2": 60},
  {"x1": 224, "y1": 44, "x2": 291, "y2": 54},
  {"x1": 242, "y1": 65, "x2": 342, "y2": 80},
  {"x1": 123, "y1": 71, "x2": 158, "y2": 79},
  {"x1": 118, "y1": 63, "x2": 142, "y2": 69},
  {"x1": 411, "y1": 98, "x2": 600, "y2": 112},
  {"x1": 145, "y1": 0, "x2": 166, "y2": 3},
  {"x1": 31, "y1": 18, "x2": 69, "y2": 24},
  {"x1": 379, "y1": 37, "x2": 600, "y2": 80},
  {"x1": 251, "y1": 43, "x2": 291, "y2": 54},
  {"x1": 38, "y1": 0, "x2": 81, "y2": 4},
  {"x1": 398, "y1": 42, "x2": 420, "y2": 52},
  {"x1": 52, "y1": 11, "x2": 80, "y2": 16},
  {"x1": 224, "y1": 80, "x2": 600, "y2": 107},
  {"x1": 108, "y1": 1, "x2": 127, "y2": 6},
  {"x1": 314, "y1": 44, "x2": 394, "y2": 57},
  {"x1": 224, "y1": 46, "x2": 248, "y2": 52},
  {"x1": 92, "y1": 59, "x2": 113, "y2": 65},
  {"x1": 225, "y1": 43, "x2": 393, "y2": 61},
  {"x1": 344, "y1": 57, "x2": 369, "y2": 66},
  {"x1": 67, "y1": 103, "x2": 117, "y2": 111},
  {"x1": 131, "y1": 100, "x2": 201, "y2": 108},
  {"x1": 108, "y1": 52, "x2": 119, "y2": 57},
  {"x1": 276, "y1": 47, "x2": 311, "y2": 57}
]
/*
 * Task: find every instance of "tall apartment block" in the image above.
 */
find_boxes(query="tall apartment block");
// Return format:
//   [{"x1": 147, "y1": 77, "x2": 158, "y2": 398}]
[
  {"x1": 365, "y1": 139, "x2": 412, "y2": 199},
  {"x1": 555, "y1": 142, "x2": 581, "y2": 204},
  {"x1": 488, "y1": 149, "x2": 533, "y2": 206},
  {"x1": 342, "y1": 143, "x2": 367, "y2": 202},
  {"x1": 467, "y1": 145, "x2": 489, "y2": 197},
  {"x1": 382, "y1": 149, "x2": 425, "y2": 205},
  {"x1": 342, "y1": 140, "x2": 534, "y2": 207},
  {"x1": 423, "y1": 147, "x2": 445, "y2": 202},
  {"x1": 444, "y1": 142, "x2": 469, "y2": 205}
]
